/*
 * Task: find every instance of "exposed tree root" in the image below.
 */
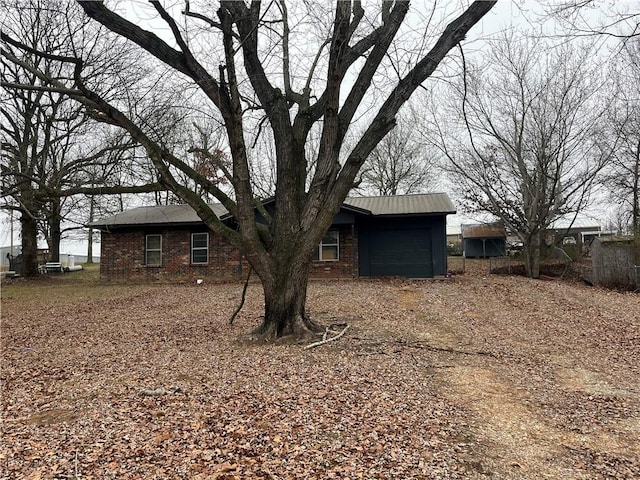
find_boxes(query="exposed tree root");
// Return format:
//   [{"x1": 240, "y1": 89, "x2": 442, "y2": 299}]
[{"x1": 248, "y1": 313, "x2": 324, "y2": 342}]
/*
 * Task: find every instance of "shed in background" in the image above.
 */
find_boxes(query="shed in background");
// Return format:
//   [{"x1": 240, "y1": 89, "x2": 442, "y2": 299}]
[
  {"x1": 551, "y1": 215, "x2": 601, "y2": 247},
  {"x1": 462, "y1": 222, "x2": 506, "y2": 258},
  {"x1": 590, "y1": 237, "x2": 639, "y2": 290}
]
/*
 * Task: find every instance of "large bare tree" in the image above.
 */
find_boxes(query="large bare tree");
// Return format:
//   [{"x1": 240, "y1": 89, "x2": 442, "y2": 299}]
[
  {"x1": 1, "y1": 2, "x2": 95, "y2": 274},
  {"x1": 604, "y1": 40, "x2": 640, "y2": 236},
  {"x1": 1, "y1": 1, "x2": 168, "y2": 274},
  {"x1": 2, "y1": 0, "x2": 495, "y2": 337},
  {"x1": 435, "y1": 35, "x2": 612, "y2": 278}
]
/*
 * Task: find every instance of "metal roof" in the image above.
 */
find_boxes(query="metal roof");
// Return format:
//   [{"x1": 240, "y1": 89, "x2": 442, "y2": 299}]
[
  {"x1": 461, "y1": 222, "x2": 506, "y2": 239},
  {"x1": 551, "y1": 214, "x2": 601, "y2": 230},
  {"x1": 89, "y1": 203, "x2": 228, "y2": 229},
  {"x1": 344, "y1": 193, "x2": 456, "y2": 216},
  {"x1": 90, "y1": 193, "x2": 455, "y2": 229}
]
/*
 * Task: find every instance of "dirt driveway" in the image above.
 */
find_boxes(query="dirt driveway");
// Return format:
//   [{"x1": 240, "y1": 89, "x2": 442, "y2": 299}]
[
  {"x1": 395, "y1": 274, "x2": 639, "y2": 479},
  {"x1": 1, "y1": 265, "x2": 639, "y2": 478}
]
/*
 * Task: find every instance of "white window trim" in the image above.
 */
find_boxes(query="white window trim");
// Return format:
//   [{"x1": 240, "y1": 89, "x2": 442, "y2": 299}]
[
  {"x1": 145, "y1": 234, "x2": 162, "y2": 266},
  {"x1": 319, "y1": 229, "x2": 339, "y2": 261},
  {"x1": 191, "y1": 232, "x2": 209, "y2": 264}
]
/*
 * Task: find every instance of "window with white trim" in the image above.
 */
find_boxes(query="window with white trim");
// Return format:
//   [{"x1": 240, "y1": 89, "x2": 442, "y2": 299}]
[
  {"x1": 319, "y1": 229, "x2": 339, "y2": 261},
  {"x1": 191, "y1": 232, "x2": 209, "y2": 264},
  {"x1": 145, "y1": 234, "x2": 162, "y2": 266}
]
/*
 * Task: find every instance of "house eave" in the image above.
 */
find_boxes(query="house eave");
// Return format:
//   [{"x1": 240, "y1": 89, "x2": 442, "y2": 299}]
[
  {"x1": 90, "y1": 194, "x2": 457, "y2": 229},
  {"x1": 88, "y1": 220, "x2": 210, "y2": 232}
]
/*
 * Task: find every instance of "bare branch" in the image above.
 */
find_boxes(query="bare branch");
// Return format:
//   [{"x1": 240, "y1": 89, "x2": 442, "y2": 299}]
[
  {"x1": 304, "y1": 323, "x2": 349, "y2": 350},
  {"x1": 0, "y1": 81, "x2": 83, "y2": 95},
  {"x1": 182, "y1": 0, "x2": 229, "y2": 34}
]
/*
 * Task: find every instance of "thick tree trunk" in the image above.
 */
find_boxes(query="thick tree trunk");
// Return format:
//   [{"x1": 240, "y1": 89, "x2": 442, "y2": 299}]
[
  {"x1": 20, "y1": 213, "x2": 39, "y2": 277},
  {"x1": 252, "y1": 257, "x2": 322, "y2": 339},
  {"x1": 523, "y1": 231, "x2": 541, "y2": 279},
  {"x1": 633, "y1": 157, "x2": 639, "y2": 237},
  {"x1": 48, "y1": 207, "x2": 62, "y2": 263}
]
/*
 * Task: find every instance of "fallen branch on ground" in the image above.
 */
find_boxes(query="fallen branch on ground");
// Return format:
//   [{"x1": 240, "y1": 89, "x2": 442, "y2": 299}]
[
  {"x1": 228, "y1": 266, "x2": 252, "y2": 325},
  {"x1": 139, "y1": 386, "x2": 182, "y2": 396},
  {"x1": 305, "y1": 323, "x2": 349, "y2": 349},
  {"x1": 352, "y1": 338, "x2": 501, "y2": 358},
  {"x1": 402, "y1": 342, "x2": 500, "y2": 358}
]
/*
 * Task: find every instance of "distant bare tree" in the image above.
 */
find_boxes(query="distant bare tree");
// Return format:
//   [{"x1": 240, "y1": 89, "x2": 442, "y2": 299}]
[
  {"x1": 603, "y1": 40, "x2": 640, "y2": 236},
  {"x1": 358, "y1": 112, "x2": 439, "y2": 196},
  {"x1": 546, "y1": 1, "x2": 639, "y2": 40},
  {"x1": 436, "y1": 35, "x2": 612, "y2": 278}
]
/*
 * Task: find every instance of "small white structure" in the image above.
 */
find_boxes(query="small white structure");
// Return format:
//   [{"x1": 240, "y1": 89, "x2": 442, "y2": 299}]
[{"x1": 65, "y1": 254, "x2": 83, "y2": 272}]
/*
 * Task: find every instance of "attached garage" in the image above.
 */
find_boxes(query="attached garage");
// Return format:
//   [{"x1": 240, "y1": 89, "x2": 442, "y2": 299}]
[
  {"x1": 369, "y1": 228, "x2": 432, "y2": 277},
  {"x1": 345, "y1": 195, "x2": 454, "y2": 278}
]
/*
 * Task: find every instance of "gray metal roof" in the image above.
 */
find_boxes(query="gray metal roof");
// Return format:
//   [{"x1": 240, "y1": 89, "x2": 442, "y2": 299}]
[
  {"x1": 90, "y1": 193, "x2": 455, "y2": 229},
  {"x1": 89, "y1": 203, "x2": 228, "y2": 229},
  {"x1": 344, "y1": 193, "x2": 456, "y2": 216},
  {"x1": 551, "y1": 214, "x2": 601, "y2": 230}
]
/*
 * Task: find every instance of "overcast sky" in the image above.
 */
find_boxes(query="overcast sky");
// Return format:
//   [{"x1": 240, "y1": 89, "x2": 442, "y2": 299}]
[{"x1": 1, "y1": 1, "x2": 634, "y2": 256}]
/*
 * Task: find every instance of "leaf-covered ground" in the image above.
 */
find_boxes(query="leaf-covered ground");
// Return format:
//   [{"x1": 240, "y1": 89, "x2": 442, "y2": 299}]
[{"x1": 1, "y1": 263, "x2": 639, "y2": 479}]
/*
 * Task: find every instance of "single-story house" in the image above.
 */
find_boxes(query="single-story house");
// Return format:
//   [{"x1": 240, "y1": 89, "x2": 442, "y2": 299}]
[
  {"x1": 89, "y1": 193, "x2": 456, "y2": 282},
  {"x1": 461, "y1": 222, "x2": 507, "y2": 258},
  {"x1": 550, "y1": 215, "x2": 601, "y2": 247}
]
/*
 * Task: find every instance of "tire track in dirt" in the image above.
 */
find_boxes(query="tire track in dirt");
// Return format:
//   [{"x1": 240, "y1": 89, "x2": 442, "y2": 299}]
[
  {"x1": 411, "y1": 305, "x2": 583, "y2": 478},
  {"x1": 397, "y1": 281, "x2": 639, "y2": 479},
  {"x1": 440, "y1": 365, "x2": 580, "y2": 479}
]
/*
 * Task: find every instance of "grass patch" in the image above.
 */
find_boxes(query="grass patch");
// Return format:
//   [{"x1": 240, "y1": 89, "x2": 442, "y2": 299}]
[{"x1": 0, "y1": 263, "x2": 148, "y2": 304}]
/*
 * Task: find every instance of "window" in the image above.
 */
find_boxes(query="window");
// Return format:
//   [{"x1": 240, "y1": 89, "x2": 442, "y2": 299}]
[
  {"x1": 191, "y1": 232, "x2": 209, "y2": 264},
  {"x1": 145, "y1": 234, "x2": 162, "y2": 266},
  {"x1": 319, "y1": 229, "x2": 339, "y2": 261}
]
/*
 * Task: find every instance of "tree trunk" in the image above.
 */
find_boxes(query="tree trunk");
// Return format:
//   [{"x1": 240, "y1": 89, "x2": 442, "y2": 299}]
[
  {"x1": 87, "y1": 227, "x2": 94, "y2": 264},
  {"x1": 48, "y1": 203, "x2": 62, "y2": 263},
  {"x1": 20, "y1": 213, "x2": 39, "y2": 277},
  {"x1": 523, "y1": 231, "x2": 541, "y2": 279},
  {"x1": 49, "y1": 224, "x2": 61, "y2": 262},
  {"x1": 252, "y1": 257, "x2": 322, "y2": 339},
  {"x1": 86, "y1": 196, "x2": 95, "y2": 263},
  {"x1": 633, "y1": 155, "x2": 639, "y2": 237}
]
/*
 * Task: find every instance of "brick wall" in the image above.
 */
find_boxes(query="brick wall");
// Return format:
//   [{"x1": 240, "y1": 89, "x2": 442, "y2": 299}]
[
  {"x1": 310, "y1": 224, "x2": 358, "y2": 279},
  {"x1": 100, "y1": 224, "x2": 358, "y2": 282},
  {"x1": 99, "y1": 227, "x2": 246, "y2": 283}
]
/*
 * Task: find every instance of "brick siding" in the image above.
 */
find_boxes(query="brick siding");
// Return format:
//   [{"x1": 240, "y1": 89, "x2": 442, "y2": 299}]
[
  {"x1": 310, "y1": 224, "x2": 358, "y2": 279},
  {"x1": 99, "y1": 224, "x2": 358, "y2": 283}
]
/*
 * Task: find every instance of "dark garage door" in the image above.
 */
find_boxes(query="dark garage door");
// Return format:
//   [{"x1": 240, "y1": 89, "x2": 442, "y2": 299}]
[{"x1": 364, "y1": 228, "x2": 433, "y2": 277}]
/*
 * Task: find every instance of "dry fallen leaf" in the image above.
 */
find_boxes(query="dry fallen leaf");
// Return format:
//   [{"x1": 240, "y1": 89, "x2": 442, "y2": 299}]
[{"x1": 1, "y1": 262, "x2": 638, "y2": 479}]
